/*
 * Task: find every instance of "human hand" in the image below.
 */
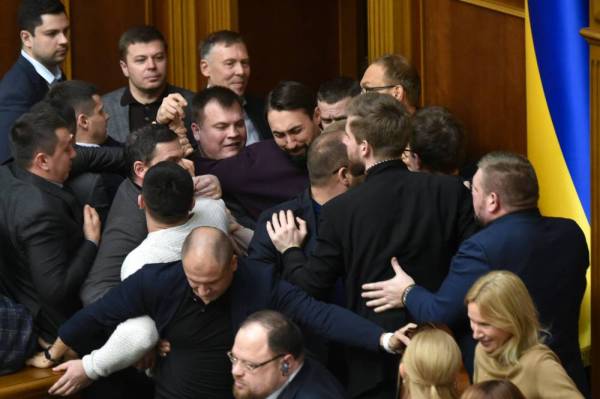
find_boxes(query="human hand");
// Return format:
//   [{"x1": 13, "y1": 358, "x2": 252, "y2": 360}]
[
  {"x1": 26, "y1": 351, "x2": 54, "y2": 368},
  {"x1": 361, "y1": 257, "x2": 415, "y2": 312},
  {"x1": 193, "y1": 174, "x2": 222, "y2": 199},
  {"x1": 180, "y1": 158, "x2": 196, "y2": 177},
  {"x1": 266, "y1": 210, "x2": 307, "y2": 253},
  {"x1": 48, "y1": 360, "x2": 93, "y2": 396},
  {"x1": 388, "y1": 323, "x2": 417, "y2": 353},
  {"x1": 134, "y1": 348, "x2": 156, "y2": 370},
  {"x1": 156, "y1": 93, "x2": 187, "y2": 125},
  {"x1": 83, "y1": 205, "x2": 101, "y2": 244}
]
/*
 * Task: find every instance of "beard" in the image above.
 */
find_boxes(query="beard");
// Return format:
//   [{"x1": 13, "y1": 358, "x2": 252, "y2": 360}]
[
  {"x1": 233, "y1": 385, "x2": 261, "y2": 399},
  {"x1": 348, "y1": 158, "x2": 366, "y2": 177}
]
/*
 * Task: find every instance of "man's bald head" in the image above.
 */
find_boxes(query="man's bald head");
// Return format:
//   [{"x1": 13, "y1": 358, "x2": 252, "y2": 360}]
[{"x1": 181, "y1": 227, "x2": 236, "y2": 304}]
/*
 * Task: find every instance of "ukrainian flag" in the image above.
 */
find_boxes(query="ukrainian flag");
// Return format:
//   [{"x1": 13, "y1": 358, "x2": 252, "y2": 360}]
[{"x1": 525, "y1": 1, "x2": 590, "y2": 362}]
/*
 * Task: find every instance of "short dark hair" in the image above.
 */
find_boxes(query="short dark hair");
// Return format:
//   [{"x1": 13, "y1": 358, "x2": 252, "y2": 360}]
[
  {"x1": 46, "y1": 80, "x2": 98, "y2": 116},
  {"x1": 266, "y1": 81, "x2": 316, "y2": 118},
  {"x1": 346, "y1": 92, "x2": 410, "y2": 158},
  {"x1": 240, "y1": 311, "x2": 304, "y2": 359},
  {"x1": 477, "y1": 152, "x2": 539, "y2": 211},
  {"x1": 409, "y1": 106, "x2": 466, "y2": 174},
  {"x1": 31, "y1": 98, "x2": 76, "y2": 133},
  {"x1": 199, "y1": 30, "x2": 245, "y2": 59},
  {"x1": 142, "y1": 161, "x2": 194, "y2": 225},
  {"x1": 125, "y1": 124, "x2": 178, "y2": 177},
  {"x1": 18, "y1": 0, "x2": 65, "y2": 33},
  {"x1": 373, "y1": 54, "x2": 421, "y2": 107},
  {"x1": 317, "y1": 77, "x2": 361, "y2": 104},
  {"x1": 118, "y1": 25, "x2": 167, "y2": 60},
  {"x1": 10, "y1": 102, "x2": 69, "y2": 168},
  {"x1": 191, "y1": 86, "x2": 243, "y2": 125},
  {"x1": 307, "y1": 130, "x2": 348, "y2": 187}
]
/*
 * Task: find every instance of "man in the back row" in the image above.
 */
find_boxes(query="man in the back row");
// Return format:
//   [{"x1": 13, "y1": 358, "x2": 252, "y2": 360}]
[
  {"x1": 199, "y1": 30, "x2": 271, "y2": 143},
  {"x1": 275, "y1": 93, "x2": 477, "y2": 397},
  {"x1": 102, "y1": 25, "x2": 196, "y2": 146},
  {"x1": 0, "y1": 0, "x2": 69, "y2": 162}
]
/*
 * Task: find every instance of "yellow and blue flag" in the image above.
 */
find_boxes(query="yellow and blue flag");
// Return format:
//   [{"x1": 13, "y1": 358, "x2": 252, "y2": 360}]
[{"x1": 525, "y1": 0, "x2": 590, "y2": 361}]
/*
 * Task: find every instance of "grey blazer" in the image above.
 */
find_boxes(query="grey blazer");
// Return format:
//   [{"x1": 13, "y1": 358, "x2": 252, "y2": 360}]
[{"x1": 102, "y1": 85, "x2": 195, "y2": 144}]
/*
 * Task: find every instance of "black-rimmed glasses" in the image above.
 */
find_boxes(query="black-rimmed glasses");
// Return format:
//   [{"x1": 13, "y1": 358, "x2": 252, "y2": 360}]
[{"x1": 227, "y1": 351, "x2": 285, "y2": 372}]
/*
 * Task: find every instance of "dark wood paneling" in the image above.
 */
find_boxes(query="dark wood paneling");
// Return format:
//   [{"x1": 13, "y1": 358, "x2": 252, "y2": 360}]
[
  {"x1": 238, "y1": 0, "x2": 340, "y2": 96},
  {"x1": 420, "y1": 0, "x2": 526, "y2": 162},
  {"x1": 69, "y1": 0, "x2": 148, "y2": 94},
  {"x1": 0, "y1": 1, "x2": 21, "y2": 78}
]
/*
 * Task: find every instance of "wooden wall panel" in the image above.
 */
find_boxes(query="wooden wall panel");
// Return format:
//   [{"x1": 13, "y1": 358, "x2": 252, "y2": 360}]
[
  {"x1": 69, "y1": 0, "x2": 149, "y2": 95},
  {"x1": 418, "y1": 0, "x2": 526, "y2": 163},
  {"x1": 0, "y1": 2, "x2": 21, "y2": 77},
  {"x1": 237, "y1": 0, "x2": 341, "y2": 96}
]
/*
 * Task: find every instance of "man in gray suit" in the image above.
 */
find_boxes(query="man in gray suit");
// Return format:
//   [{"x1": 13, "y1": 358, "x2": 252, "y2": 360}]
[{"x1": 102, "y1": 25, "x2": 195, "y2": 146}]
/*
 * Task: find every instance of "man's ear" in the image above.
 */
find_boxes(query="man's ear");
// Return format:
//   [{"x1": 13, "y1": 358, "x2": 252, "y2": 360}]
[
  {"x1": 32, "y1": 152, "x2": 49, "y2": 171},
  {"x1": 359, "y1": 139, "x2": 370, "y2": 158},
  {"x1": 199, "y1": 59, "x2": 210, "y2": 78},
  {"x1": 230, "y1": 255, "x2": 238, "y2": 272},
  {"x1": 77, "y1": 113, "x2": 88, "y2": 131},
  {"x1": 133, "y1": 160, "x2": 147, "y2": 181},
  {"x1": 119, "y1": 59, "x2": 129, "y2": 78},
  {"x1": 191, "y1": 122, "x2": 201, "y2": 142},
  {"x1": 20, "y1": 30, "x2": 33, "y2": 49},
  {"x1": 487, "y1": 192, "x2": 500, "y2": 214},
  {"x1": 337, "y1": 166, "x2": 351, "y2": 188},
  {"x1": 313, "y1": 106, "x2": 321, "y2": 127},
  {"x1": 392, "y1": 85, "x2": 405, "y2": 102}
]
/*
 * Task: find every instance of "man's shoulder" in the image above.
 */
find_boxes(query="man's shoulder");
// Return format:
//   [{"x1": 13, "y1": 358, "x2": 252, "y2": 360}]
[
  {"x1": 282, "y1": 358, "x2": 346, "y2": 399},
  {"x1": 256, "y1": 192, "x2": 306, "y2": 224},
  {"x1": 102, "y1": 87, "x2": 126, "y2": 103},
  {"x1": 0, "y1": 57, "x2": 43, "y2": 100}
]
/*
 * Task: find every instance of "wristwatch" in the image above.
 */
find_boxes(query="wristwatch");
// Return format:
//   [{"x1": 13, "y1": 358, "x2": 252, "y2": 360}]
[{"x1": 43, "y1": 345, "x2": 62, "y2": 364}]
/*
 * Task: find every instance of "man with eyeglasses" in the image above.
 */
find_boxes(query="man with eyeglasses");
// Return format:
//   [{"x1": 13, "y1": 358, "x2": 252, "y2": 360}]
[
  {"x1": 49, "y1": 226, "x2": 408, "y2": 398},
  {"x1": 359, "y1": 54, "x2": 420, "y2": 114},
  {"x1": 230, "y1": 310, "x2": 347, "y2": 399}
]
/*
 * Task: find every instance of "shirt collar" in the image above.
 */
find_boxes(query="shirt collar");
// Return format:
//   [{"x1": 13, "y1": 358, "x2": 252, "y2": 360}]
[
  {"x1": 21, "y1": 50, "x2": 62, "y2": 85},
  {"x1": 266, "y1": 363, "x2": 303, "y2": 399},
  {"x1": 75, "y1": 142, "x2": 100, "y2": 148}
]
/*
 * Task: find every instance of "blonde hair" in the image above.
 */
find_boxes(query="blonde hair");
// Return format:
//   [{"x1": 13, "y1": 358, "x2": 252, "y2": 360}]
[
  {"x1": 465, "y1": 271, "x2": 541, "y2": 366},
  {"x1": 401, "y1": 329, "x2": 461, "y2": 399}
]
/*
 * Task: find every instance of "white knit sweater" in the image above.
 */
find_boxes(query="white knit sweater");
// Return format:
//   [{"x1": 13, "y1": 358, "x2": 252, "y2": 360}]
[{"x1": 82, "y1": 197, "x2": 228, "y2": 379}]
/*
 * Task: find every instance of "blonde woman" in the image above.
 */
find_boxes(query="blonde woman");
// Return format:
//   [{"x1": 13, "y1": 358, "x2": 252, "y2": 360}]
[
  {"x1": 465, "y1": 271, "x2": 583, "y2": 399},
  {"x1": 399, "y1": 328, "x2": 461, "y2": 399}
]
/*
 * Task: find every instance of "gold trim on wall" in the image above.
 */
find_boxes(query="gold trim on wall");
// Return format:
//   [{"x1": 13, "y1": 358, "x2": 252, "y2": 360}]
[
  {"x1": 366, "y1": 0, "x2": 412, "y2": 63},
  {"x1": 63, "y1": 0, "x2": 72, "y2": 79},
  {"x1": 165, "y1": 0, "x2": 197, "y2": 90},
  {"x1": 144, "y1": 0, "x2": 153, "y2": 25},
  {"x1": 205, "y1": 0, "x2": 239, "y2": 33},
  {"x1": 457, "y1": 0, "x2": 525, "y2": 19}
]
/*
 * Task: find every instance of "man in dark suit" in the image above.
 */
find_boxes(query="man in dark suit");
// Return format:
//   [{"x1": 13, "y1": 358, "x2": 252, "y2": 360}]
[
  {"x1": 102, "y1": 25, "x2": 195, "y2": 149},
  {"x1": 199, "y1": 30, "x2": 272, "y2": 143},
  {"x1": 47, "y1": 80, "x2": 125, "y2": 223},
  {"x1": 231, "y1": 311, "x2": 347, "y2": 399},
  {"x1": 275, "y1": 93, "x2": 477, "y2": 398},
  {"x1": 362, "y1": 151, "x2": 590, "y2": 396},
  {"x1": 0, "y1": 104, "x2": 101, "y2": 344},
  {"x1": 0, "y1": 0, "x2": 69, "y2": 163},
  {"x1": 47, "y1": 227, "x2": 407, "y2": 398}
]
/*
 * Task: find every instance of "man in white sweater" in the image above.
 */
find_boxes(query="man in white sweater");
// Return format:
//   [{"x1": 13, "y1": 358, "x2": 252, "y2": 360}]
[{"x1": 48, "y1": 160, "x2": 229, "y2": 394}]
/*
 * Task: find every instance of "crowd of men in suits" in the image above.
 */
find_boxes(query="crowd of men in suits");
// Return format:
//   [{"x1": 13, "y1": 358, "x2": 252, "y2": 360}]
[{"x1": 0, "y1": 0, "x2": 591, "y2": 398}]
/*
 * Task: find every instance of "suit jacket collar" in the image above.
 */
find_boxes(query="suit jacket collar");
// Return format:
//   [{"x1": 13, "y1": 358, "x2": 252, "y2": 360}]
[
  {"x1": 365, "y1": 159, "x2": 406, "y2": 179},
  {"x1": 16, "y1": 55, "x2": 49, "y2": 93},
  {"x1": 486, "y1": 208, "x2": 542, "y2": 228}
]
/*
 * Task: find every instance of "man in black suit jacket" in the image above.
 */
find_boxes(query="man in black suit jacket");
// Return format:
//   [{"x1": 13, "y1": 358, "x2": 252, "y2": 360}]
[
  {"x1": 199, "y1": 30, "x2": 272, "y2": 143},
  {"x1": 231, "y1": 311, "x2": 346, "y2": 399},
  {"x1": 0, "y1": 104, "x2": 101, "y2": 343},
  {"x1": 276, "y1": 93, "x2": 477, "y2": 398},
  {"x1": 47, "y1": 80, "x2": 125, "y2": 223},
  {"x1": 0, "y1": 0, "x2": 69, "y2": 163}
]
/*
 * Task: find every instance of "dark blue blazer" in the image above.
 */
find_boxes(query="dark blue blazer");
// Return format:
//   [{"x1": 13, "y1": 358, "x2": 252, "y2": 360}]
[
  {"x1": 248, "y1": 188, "x2": 317, "y2": 273},
  {"x1": 279, "y1": 358, "x2": 347, "y2": 399},
  {"x1": 0, "y1": 55, "x2": 50, "y2": 163},
  {"x1": 405, "y1": 209, "x2": 589, "y2": 395},
  {"x1": 59, "y1": 259, "x2": 384, "y2": 358}
]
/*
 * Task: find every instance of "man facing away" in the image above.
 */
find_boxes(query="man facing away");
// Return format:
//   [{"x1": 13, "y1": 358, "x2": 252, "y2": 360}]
[
  {"x1": 0, "y1": 0, "x2": 69, "y2": 162},
  {"x1": 362, "y1": 151, "x2": 590, "y2": 396}
]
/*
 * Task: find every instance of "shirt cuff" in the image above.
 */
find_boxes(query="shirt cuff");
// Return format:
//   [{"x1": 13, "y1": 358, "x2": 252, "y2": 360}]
[{"x1": 82, "y1": 353, "x2": 100, "y2": 380}]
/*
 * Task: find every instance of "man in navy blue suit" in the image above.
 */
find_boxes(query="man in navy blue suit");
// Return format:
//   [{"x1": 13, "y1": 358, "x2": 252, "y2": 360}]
[
  {"x1": 231, "y1": 311, "x2": 347, "y2": 399},
  {"x1": 0, "y1": 0, "x2": 69, "y2": 163},
  {"x1": 362, "y1": 151, "x2": 589, "y2": 396},
  {"x1": 46, "y1": 227, "x2": 407, "y2": 398}
]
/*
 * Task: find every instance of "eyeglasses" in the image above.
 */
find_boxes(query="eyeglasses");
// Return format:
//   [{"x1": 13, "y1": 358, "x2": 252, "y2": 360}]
[
  {"x1": 227, "y1": 351, "x2": 285, "y2": 372},
  {"x1": 361, "y1": 84, "x2": 397, "y2": 94}
]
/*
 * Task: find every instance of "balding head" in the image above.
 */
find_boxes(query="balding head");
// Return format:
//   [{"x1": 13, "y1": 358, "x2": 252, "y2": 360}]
[{"x1": 181, "y1": 227, "x2": 236, "y2": 304}]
